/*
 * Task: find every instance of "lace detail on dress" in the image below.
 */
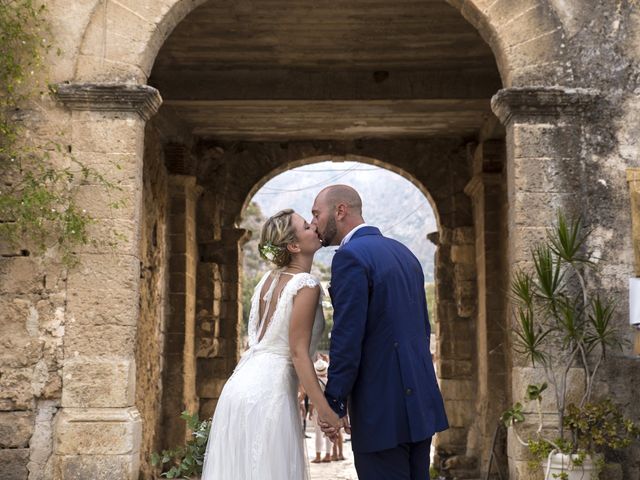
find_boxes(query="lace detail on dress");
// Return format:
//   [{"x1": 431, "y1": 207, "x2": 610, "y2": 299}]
[{"x1": 288, "y1": 273, "x2": 321, "y2": 295}]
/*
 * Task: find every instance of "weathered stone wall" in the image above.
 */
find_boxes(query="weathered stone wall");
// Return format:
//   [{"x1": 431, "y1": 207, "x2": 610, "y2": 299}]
[
  {"x1": 136, "y1": 123, "x2": 170, "y2": 479},
  {"x1": 0, "y1": 95, "x2": 75, "y2": 479},
  {"x1": 0, "y1": 254, "x2": 65, "y2": 480}
]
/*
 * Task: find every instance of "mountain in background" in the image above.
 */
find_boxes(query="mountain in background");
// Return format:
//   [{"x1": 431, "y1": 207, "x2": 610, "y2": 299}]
[{"x1": 242, "y1": 161, "x2": 438, "y2": 282}]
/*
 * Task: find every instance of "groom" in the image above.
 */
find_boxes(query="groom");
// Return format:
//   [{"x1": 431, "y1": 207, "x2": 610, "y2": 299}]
[{"x1": 311, "y1": 185, "x2": 448, "y2": 480}]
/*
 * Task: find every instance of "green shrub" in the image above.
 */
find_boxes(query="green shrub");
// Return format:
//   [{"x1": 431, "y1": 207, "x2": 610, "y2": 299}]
[{"x1": 151, "y1": 411, "x2": 211, "y2": 479}]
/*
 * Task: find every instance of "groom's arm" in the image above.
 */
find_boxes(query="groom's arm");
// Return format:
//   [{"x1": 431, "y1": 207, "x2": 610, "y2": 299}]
[{"x1": 325, "y1": 248, "x2": 369, "y2": 418}]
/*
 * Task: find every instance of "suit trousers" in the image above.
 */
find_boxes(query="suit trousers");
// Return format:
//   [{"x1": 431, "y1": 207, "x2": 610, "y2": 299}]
[{"x1": 353, "y1": 437, "x2": 432, "y2": 480}]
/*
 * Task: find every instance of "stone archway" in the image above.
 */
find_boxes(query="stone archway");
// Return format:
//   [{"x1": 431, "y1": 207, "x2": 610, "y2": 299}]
[
  {"x1": 73, "y1": 0, "x2": 566, "y2": 88},
  {"x1": 187, "y1": 139, "x2": 508, "y2": 478},
  {"x1": 49, "y1": 1, "x2": 601, "y2": 479}
]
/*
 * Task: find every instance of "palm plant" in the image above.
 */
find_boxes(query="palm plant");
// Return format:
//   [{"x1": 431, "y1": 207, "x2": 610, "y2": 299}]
[{"x1": 506, "y1": 212, "x2": 622, "y2": 449}]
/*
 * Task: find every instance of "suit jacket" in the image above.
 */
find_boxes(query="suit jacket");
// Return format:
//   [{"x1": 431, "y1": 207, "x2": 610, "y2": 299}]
[{"x1": 325, "y1": 226, "x2": 448, "y2": 453}]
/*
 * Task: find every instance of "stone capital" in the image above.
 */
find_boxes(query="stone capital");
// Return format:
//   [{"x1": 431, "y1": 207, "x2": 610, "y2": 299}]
[
  {"x1": 491, "y1": 87, "x2": 601, "y2": 126},
  {"x1": 54, "y1": 83, "x2": 162, "y2": 120}
]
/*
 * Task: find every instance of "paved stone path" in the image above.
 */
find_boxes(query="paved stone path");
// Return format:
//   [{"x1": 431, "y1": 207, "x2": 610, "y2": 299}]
[{"x1": 304, "y1": 425, "x2": 358, "y2": 480}]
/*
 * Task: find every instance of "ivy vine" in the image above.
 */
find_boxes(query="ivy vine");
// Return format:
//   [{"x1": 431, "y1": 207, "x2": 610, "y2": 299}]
[{"x1": 0, "y1": 0, "x2": 120, "y2": 264}]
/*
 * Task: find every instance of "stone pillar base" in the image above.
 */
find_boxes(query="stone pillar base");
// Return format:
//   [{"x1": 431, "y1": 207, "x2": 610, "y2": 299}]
[{"x1": 54, "y1": 407, "x2": 141, "y2": 480}]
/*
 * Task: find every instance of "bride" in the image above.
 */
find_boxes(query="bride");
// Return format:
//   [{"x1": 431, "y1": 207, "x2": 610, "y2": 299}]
[{"x1": 201, "y1": 209, "x2": 341, "y2": 480}]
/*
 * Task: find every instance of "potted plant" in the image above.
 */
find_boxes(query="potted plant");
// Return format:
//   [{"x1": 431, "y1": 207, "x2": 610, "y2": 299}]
[{"x1": 501, "y1": 212, "x2": 639, "y2": 479}]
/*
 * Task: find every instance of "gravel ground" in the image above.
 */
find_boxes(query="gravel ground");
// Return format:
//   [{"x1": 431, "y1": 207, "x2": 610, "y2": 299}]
[{"x1": 304, "y1": 425, "x2": 358, "y2": 480}]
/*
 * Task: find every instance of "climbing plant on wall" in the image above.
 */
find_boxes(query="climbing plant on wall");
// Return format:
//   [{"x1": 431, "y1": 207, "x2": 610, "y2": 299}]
[{"x1": 0, "y1": 0, "x2": 120, "y2": 264}]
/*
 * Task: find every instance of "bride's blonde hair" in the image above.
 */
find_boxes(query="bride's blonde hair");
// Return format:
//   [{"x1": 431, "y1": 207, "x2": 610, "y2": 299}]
[{"x1": 258, "y1": 209, "x2": 297, "y2": 268}]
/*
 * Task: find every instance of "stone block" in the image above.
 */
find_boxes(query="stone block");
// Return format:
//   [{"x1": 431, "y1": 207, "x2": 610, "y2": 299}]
[
  {"x1": 444, "y1": 399, "x2": 475, "y2": 428},
  {"x1": 199, "y1": 398, "x2": 218, "y2": 419},
  {"x1": 512, "y1": 124, "x2": 579, "y2": 159},
  {"x1": 452, "y1": 226, "x2": 475, "y2": 245},
  {"x1": 71, "y1": 113, "x2": 145, "y2": 156},
  {"x1": 508, "y1": 227, "x2": 548, "y2": 263},
  {"x1": 66, "y1": 254, "x2": 140, "y2": 295},
  {"x1": 495, "y1": 3, "x2": 559, "y2": 50},
  {"x1": 511, "y1": 366, "x2": 585, "y2": 414},
  {"x1": 56, "y1": 453, "x2": 140, "y2": 480},
  {"x1": 485, "y1": 0, "x2": 541, "y2": 29},
  {"x1": 0, "y1": 258, "x2": 45, "y2": 294},
  {"x1": 74, "y1": 218, "x2": 140, "y2": 256},
  {"x1": 439, "y1": 360, "x2": 473, "y2": 379},
  {"x1": 508, "y1": 458, "x2": 539, "y2": 480},
  {"x1": 27, "y1": 400, "x2": 57, "y2": 480},
  {"x1": 0, "y1": 367, "x2": 38, "y2": 410},
  {"x1": 439, "y1": 379, "x2": 475, "y2": 400},
  {"x1": 196, "y1": 337, "x2": 225, "y2": 358},
  {"x1": 71, "y1": 151, "x2": 141, "y2": 186},
  {"x1": 64, "y1": 323, "x2": 136, "y2": 358},
  {"x1": 196, "y1": 377, "x2": 227, "y2": 398},
  {"x1": 73, "y1": 184, "x2": 138, "y2": 221},
  {"x1": 55, "y1": 407, "x2": 141, "y2": 455},
  {"x1": 0, "y1": 412, "x2": 34, "y2": 448},
  {"x1": 435, "y1": 426, "x2": 467, "y2": 452},
  {"x1": 512, "y1": 191, "x2": 578, "y2": 227},
  {"x1": 197, "y1": 357, "x2": 229, "y2": 379},
  {"x1": 66, "y1": 285, "x2": 139, "y2": 326},
  {"x1": 513, "y1": 157, "x2": 583, "y2": 194},
  {"x1": 62, "y1": 358, "x2": 135, "y2": 408},
  {"x1": 0, "y1": 448, "x2": 29, "y2": 480},
  {"x1": 451, "y1": 245, "x2": 475, "y2": 264}
]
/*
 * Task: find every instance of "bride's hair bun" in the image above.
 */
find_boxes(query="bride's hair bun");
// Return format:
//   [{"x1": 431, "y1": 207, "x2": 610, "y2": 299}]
[{"x1": 258, "y1": 209, "x2": 296, "y2": 268}]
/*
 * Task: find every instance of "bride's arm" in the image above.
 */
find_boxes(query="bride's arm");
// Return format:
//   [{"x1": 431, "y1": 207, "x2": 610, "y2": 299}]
[{"x1": 289, "y1": 286, "x2": 341, "y2": 430}]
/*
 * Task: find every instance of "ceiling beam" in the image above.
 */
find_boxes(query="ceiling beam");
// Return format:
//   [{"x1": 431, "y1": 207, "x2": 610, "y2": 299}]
[{"x1": 149, "y1": 68, "x2": 501, "y2": 102}]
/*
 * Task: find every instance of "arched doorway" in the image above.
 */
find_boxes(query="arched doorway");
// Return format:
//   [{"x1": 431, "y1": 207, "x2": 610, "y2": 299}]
[
  {"x1": 52, "y1": 1, "x2": 593, "y2": 479},
  {"x1": 240, "y1": 159, "x2": 439, "y2": 478}
]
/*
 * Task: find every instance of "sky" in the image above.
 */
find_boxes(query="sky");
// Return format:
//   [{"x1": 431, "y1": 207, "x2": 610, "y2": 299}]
[{"x1": 243, "y1": 160, "x2": 438, "y2": 279}]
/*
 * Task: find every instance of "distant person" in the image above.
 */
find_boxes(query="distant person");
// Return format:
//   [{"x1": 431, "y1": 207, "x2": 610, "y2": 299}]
[
  {"x1": 310, "y1": 358, "x2": 333, "y2": 463},
  {"x1": 311, "y1": 185, "x2": 449, "y2": 480}
]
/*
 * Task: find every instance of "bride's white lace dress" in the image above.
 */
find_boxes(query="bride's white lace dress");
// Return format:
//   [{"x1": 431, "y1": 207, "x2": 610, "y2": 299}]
[{"x1": 201, "y1": 270, "x2": 325, "y2": 480}]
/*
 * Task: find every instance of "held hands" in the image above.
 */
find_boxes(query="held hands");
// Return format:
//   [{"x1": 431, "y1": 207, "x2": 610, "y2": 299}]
[{"x1": 318, "y1": 411, "x2": 350, "y2": 442}]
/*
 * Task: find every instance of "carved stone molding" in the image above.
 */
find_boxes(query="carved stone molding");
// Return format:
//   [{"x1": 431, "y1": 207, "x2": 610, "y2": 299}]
[
  {"x1": 491, "y1": 87, "x2": 601, "y2": 125},
  {"x1": 54, "y1": 83, "x2": 162, "y2": 120}
]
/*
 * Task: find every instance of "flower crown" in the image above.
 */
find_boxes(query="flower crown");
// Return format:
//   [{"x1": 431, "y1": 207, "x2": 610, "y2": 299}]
[{"x1": 259, "y1": 242, "x2": 285, "y2": 263}]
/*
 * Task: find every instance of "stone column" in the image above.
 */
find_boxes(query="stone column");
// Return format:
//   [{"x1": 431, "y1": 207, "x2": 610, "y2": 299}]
[
  {"x1": 161, "y1": 175, "x2": 202, "y2": 449},
  {"x1": 432, "y1": 225, "x2": 479, "y2": 479},
  {"x1": 464, "y1": 140, "x2": 508, "y2": 478},
  {"x1": 53, "y1": 84, "x2": 161, "y2": 479},
  {"x1": 491, "y1": 87, "x2": 600, "y2": 479},
  {"x1": 197, "y1": 228, "x2": 250, "y2": 418}
]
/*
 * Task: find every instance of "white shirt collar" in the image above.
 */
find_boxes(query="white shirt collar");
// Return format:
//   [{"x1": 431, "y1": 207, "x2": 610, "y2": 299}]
[{"x1": 339, "y1": 223, "x2": 369, "y2": 247}]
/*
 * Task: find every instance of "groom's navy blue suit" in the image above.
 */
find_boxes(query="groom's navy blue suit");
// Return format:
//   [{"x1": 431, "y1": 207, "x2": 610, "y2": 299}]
[{"x1": 325, "y1": 226, "x2": 448, "y2": 480}]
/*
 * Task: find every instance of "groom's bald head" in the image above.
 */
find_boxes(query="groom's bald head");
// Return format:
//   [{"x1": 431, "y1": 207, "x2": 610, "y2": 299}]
[
  {"x1": 311, "y1": 185, "x2": 364, "y2": 246},
  {"x1": 317, "y1": 185, "x2": 363, "y2": 216}
]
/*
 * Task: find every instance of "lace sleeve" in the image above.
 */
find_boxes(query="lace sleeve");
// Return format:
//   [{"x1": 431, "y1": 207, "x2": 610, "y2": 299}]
[{"x1": 289, "y1": 273, "x2": 321, "y2": 296}]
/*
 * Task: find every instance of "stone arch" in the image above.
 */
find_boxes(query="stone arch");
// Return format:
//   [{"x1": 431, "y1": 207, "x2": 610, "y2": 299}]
[
  {"x1": 74, "y1": 0, "x2": 568, "y2": 88},
  {"x1": 186, "y1": 138, "x2": 499, "y2": 477},
  {"x1": 57, "y1": 1, "x2": 583, "y2": 479},
  {"x1": 448, "y1": 0, "x2": 569, "y2": 86},
  {"x1": 240, "y1": 154, "x2": 442, "y2": 229}
]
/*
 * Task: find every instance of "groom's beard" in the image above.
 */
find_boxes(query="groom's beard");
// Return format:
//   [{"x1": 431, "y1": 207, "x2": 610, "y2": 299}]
[{"x1": 321, "y1": 216, "x2": 338, "y2": 246}]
